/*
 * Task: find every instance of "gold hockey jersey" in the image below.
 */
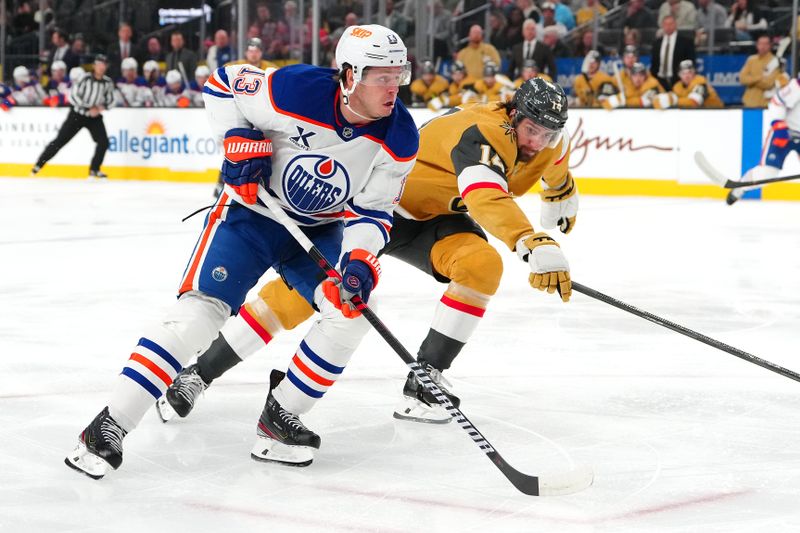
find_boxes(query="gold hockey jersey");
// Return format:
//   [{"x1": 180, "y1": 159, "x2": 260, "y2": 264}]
[
  {"x1": 671, "y1": 75, "x2": 723, "y2": 108},
  {"x1": 572, "y1": 71, "x2": 617, "y2": 107},
  {"x1": 399, "y1": 103, "x2": 572, "y2": 250},
  {"x1": 410, "y1": 74, "x2": 450, "y2": 103},
  {"x1": 626, "y1": 75, "x2": 664, "y2": 108}
]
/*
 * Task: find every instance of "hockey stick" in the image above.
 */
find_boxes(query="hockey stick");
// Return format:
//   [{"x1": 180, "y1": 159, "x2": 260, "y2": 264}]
[
  {"x1": 694, "y1": 151, "x2": 800, "y2": 189},
  {"x1": 253, "y1": 187, "x2": 593, "y2": 496},
  {"x1": 572, "y1": 282, "x2": 800, "y2": 384}
]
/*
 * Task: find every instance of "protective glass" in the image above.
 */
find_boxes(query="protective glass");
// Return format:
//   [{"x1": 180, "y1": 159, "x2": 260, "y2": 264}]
[{"x1": 358, "y1": 64, "x2": 412, "y2": 87}]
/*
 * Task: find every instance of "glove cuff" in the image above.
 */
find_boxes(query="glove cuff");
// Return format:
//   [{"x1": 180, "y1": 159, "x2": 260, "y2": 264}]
[
  {"x1": 516, "y1": 232, "x2": 558, "y2": 262},
  {"x1": 346, "y1": 249, "x2": 382, "y2": 289},
  {"x1": 223, "y1": 129, "x2": 273, "y2": 163},
  {"x1": 540, "y1": 173, "x2": 576, "y2": 202}
]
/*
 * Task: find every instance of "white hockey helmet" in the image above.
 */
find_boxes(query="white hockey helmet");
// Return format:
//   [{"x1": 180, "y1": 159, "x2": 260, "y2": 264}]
[
  {"x1": 121, "y1": 57, "x2": 138, "y2": 72},
  {"x1": 13, "y1": 65, "x2": 30, "y2": 84},
  {"x1": 143, "y1": 60, "x2": 160, "y2": 74},
  {"x1": 51, "y1": 60, "x2": 67, "y2": 73},
  {"x1": 69, "y1": 67, "x2": 86, "y2": 83},
  {"x1": 334, "y1": 24, "x2": 410, "y2": 86},
  {"x1": 195, "y1": 65, "x2": 210, "y2": 78},
  {"x1": 165, "y1": 69, "x2": 182, "y2": 85}
]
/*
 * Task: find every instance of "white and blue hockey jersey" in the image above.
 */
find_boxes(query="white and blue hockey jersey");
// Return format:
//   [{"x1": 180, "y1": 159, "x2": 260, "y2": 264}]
[{"x1": 202, "y1": 63, "x2": 419, "y2": 258}]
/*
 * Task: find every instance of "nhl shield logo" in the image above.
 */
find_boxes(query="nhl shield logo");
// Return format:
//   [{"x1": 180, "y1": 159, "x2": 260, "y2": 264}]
[
  {"x1": 212, "y1": 266, "x2": 228, "y2": 282},
  {"x1": 282, "y1": 154, "x2": 351, "y2": 214}
]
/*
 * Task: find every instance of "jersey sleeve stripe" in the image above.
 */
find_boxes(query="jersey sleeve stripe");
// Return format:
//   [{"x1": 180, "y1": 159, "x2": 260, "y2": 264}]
[
  {"x1": 207, "y1": 75, "x2": 231, "y2": 94},
  {"x1": 215, "y1": 67, "x2": 231, "y2": 89},
  {"x1": 203, "y1": 86, "x2": 234, "y2": 99},
  {"x1": 345, "y1": 200, "x2": 394, "y2": 223},
  {"x1": 461, "y1": 182, "x2": 506, "y2": 198},
  {"x1": 345, "y1": 218, "x2": 390, "y2": 243}
]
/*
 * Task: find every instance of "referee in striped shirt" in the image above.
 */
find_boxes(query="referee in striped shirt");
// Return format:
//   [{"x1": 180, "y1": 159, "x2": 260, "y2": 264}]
[{"x1": 32, "y1": 54, "x2": 115, "y2": 179}]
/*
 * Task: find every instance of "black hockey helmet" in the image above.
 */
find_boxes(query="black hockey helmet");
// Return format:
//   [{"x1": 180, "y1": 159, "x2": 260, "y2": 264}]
[
  {"x1": 420, "y1": 59, "x2": 436, "y2": 75},
  {"x1": 512, "y1": 77, "x2": 568, "y2": 131}
]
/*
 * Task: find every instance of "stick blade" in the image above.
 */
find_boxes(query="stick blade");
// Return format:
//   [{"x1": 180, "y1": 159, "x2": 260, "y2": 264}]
[
  {"x1": 538, "y1": 465, "x2": 595, "y2": 497},
  {"x1": 693, "y1": 151, "x2": 728, "y2": 186}
]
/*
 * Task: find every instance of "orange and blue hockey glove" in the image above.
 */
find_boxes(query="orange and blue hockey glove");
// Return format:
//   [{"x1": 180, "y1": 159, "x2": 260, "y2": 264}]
[
  {"x1": 221, "y1": 128, "x2": 273, "y2": 204},
  {"x1": 322, "y1": 249, "x2": 381, "y2": 319}
]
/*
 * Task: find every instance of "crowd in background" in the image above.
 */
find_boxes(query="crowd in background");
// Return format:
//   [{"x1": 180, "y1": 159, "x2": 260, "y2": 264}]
[{"x1": 0, "y1": 0, "x2": 796, "y2": 111}]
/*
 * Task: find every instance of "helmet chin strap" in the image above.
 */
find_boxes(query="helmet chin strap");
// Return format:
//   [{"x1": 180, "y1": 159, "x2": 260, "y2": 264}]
[{"x1": 339, "y1": 79, "x2": 380, "y2": 123}]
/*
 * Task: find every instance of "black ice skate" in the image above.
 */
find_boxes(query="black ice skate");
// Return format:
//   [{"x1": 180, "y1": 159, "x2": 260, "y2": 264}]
[
  {"x1": 88, "y1": 170, "x2": 108, "y2": 180},
  {"x1": 393, "y1": 361, "x2": 461, "y2": 424},
  {"x1": 156, "y1": 363, "x2": 209, "y2": 422},
  {"x1": 251, "y1": 369, "x2": 320, "y2": 467},
  {"x1": 64, "y1": 406, "x2": 128, "y2": 479}
]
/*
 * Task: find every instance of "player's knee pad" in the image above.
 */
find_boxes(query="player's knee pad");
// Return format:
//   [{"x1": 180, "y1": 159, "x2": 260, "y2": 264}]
[
  {"x1": 256, "y1": 278, "x2": 314, "y2": 331},
  {"x1": 431, "y1": 233, "x2": 503, "y2": 296},
  {"x1": 149, "y1": 291, "x2": 231, "y2": 362}
]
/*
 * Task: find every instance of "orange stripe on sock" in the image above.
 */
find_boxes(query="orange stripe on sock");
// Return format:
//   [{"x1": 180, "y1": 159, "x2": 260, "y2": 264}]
[
  {"x1": 129, "y1": 352, "x2": 173, "y2": 387},
  {"x1": 292, "y1": 354, "x2": 334, "y2": 387}
]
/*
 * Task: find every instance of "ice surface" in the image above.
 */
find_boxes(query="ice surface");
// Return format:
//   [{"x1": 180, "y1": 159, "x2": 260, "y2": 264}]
[{"x1": 1, "y1": 178, "x2": 799, "y2": 532}]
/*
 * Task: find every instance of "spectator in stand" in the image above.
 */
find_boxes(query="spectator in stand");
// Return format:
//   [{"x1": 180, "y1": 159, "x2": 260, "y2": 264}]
[
  {"x1": 651, "y1": 15, "x2": 695, "y2": 89},
  {"x1": 488, "y1": 10, "x2": 510, "y2": 52},
  {"x1": 542, "y1": 26, "x2": 571, "y2": 58},
  {"x1": 573, "y1": 51, "x2": 618, "y2": 107},
  {"x1": 726, "y1": 0, "x2": 767, "y2": 41},
  {"x1": 539, "y1": 3, "x2": 568, "y2": 38},
  {"x1": 654, "y1": 59, "x2": 723, "y2": 108},
  {"x1": 576, "y1": 0, "x2": 608, "y2": 27},
  {"x1": 115, "y1": 57, "x2": 153, "y2": 108},
  {"x1": 206, "y1": 30, "x2": 235, "y2": 71},
  {"x1": 107, "y1": 22, "x2": 135, "y2": 80},
  {"x1": 514, "y1": 58, "x2": 553, "y2": 87},
  {"x1": 189, "y1": 65, "x2": 210, "y2": 107},
  {"x1": 455, "y1": 24, "x2": 502, "y2": 80},
  {"x1": 10, "y1": 65, "x2": 47, "y2": 105},
  {"x1": 551, "y1": 0, "x2": 576, "y2": 31},
  {"x1": 48, "y1": 29, "x2": 78, "y2": 72},
  {"x1": 431, "y1": 0, "x2": 452, "y2": 63},
  {"x1": 508, "y1": 19, "x2": 557, "y2": 79},
  {"x1": 410, "y1": 60, "x2": 449, "y2": 107},
  {"x1": 226, "y1": 37, "x2": 278, "y2": 70},
  {"x1": 515, "y1": 0, "x2": 541, "y2": 23},
  {"x1": 43, "y1": 60, "x2": 71, "y2": 107},
  {"x1": 330, "y1": 12, "x2": 359, "y2": 45},
  {"x1": 575, "y1": 29, "x2": 605, "y2": 58},
  {"x1": 139, "y1": 37, "x2": 165, "y2": 67},
  {"x1": 11, "y1": 2, "x2": 36, "y2": 36},
  {"x1": 165, "y1": 31, "x2": 198, "y2": 84},
  {"x1": 385, "y1": 0, "x2": 412, "y2": 41},
  {"x1": 502, "y1": 7, "x2": 526, "y2": 50},
  {"x1": 155, "y1": 70, "x2": 192, "y2": 107},
  {"x1": 70, "y1": 34, "x2": 91, "y2": 65},
  {"x1": 624, "y1": 29, "x2": 642, "y2": 49},
  {"x1": 143, "y1": 60, "x2": 166, "y2": 90},
  {"x1": 254, "y1": 2, "x2": 277, "y2": 52},
  {"x1": 623, "y1": 0, "x2": 656, "y2": 30},
  {"x1": 696, "y1": 0, "x2": 727, "y2": 43},
  {"x1": 740, "y1": 35, "x2": 785, "y2": 108},
  {"x1": 658, "y1": 0, "x2": 697, "y2": 31}
]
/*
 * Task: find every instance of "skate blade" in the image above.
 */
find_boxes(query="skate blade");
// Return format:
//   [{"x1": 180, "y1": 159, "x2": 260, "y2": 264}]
[
  {"x1": 155, "y1": 397, "x2": 177, "y2": 423},
  {"x1": 64, "y1": 441, "x2": 110, "y2": 480},
  {"x1": 392, "y1": 397, "x2": 452, "y2": 425},
  {"x1": 250, "y1": 434, "x2": 314, "y2": 467}
]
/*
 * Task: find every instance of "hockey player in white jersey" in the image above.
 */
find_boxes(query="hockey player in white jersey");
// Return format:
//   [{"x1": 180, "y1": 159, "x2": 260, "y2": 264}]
[
  {"x1": 114, "y1": 58, "x2": 154, "y2": 108},
  {"x1": 10, "y1": 65, "x2": 47, "y2": 105},
  {"x1": 65, "y1": 24, "x2": 417, "y2": 478},
  {"x1": 725, "y1": 75, "x2": 800, "y2": 204},
  {"x1": 189, "y1": 65, "x2": 210, "y2": 107},
  {"x1": 155, "y1": 69, "x2": 192, "y2": 107}
]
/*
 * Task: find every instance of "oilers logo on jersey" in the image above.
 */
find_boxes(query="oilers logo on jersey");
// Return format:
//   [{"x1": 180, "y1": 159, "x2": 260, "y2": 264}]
[{"x1": 283, "y1": 154, "x2": 351, "y2": 214}]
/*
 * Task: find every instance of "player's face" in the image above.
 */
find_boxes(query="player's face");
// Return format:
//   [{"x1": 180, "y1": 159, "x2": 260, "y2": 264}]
[
  {"x1": 452, "y1": 70, "x2": 464, "y2": 83},
  {"x1": 522, "y1": 68, "x2": 537, "y2": 80},
  {"x1": 123, "y1": 68, "x2": 135, "y2": 81},
  {"x1": 350, "y1": 66, "x2": 410, "y2": 119},
  {"x1": 246, "y1": 48, "x2": 262, "y2": 64},
  {"x1": 632, "y1": 72, "x2": 645, "y2": 88},
  {"x1": 623, "y1": 54, "x2": 636, "y2": 69},
  {"x1": 94, "y1": 61, "x2": 108, "y2": 77},
  {"x1": 679, "y1": 69, "x2": 694, "y2": 85},
  {"x1": 587, "y1": 60, "x2": 599, "y2": 75},
  {"x1": 515, "y1": 116, "x2": 559, "y2": 159}
]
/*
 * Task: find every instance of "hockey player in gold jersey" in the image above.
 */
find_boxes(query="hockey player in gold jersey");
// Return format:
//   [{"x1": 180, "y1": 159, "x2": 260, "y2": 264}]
[
  {"x1": 514, "y1": 59, "x2": 553, "y2": 89},
  {"x1": 572, "y1": 50, "x2": 617, "y2": 108},
  {"x1": 410, "y1": 60, "x2": 450, "y2": 107},
  {"x1": 654, "y1": 60, "x2": 724, "y2": 109},
  {"x1": 428, "y1": 61, "x2": 477, "y2": 111},
  {"x1": 602, "y1": 62, "x2": 665, "y2": 109},
  {"x1": 157, "y1": 78, "x2": 578, "y2": 425},
  {"x1": 615, "y1": 45, "x2": 639, "y2": 97},
  {"x1": 473, "y1": 61, "x2": 516, "y2": 103}
]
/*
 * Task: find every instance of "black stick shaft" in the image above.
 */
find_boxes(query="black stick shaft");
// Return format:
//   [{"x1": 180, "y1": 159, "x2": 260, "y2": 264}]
[
  {"x1": 571, "y1": 282, "x2": 800, "y2": 383},
  {"x1": 727, "y1": 173, "x2": 800, "y2": 189}
]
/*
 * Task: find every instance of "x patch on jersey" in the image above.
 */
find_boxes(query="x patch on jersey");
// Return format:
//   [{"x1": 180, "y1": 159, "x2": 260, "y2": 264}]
[{"x1": 290, "y1": 126, "x2": 316, "y2": 149}]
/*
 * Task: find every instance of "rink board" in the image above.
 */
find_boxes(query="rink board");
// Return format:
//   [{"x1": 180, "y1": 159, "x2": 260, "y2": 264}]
[{"x1": 1, "y1": 106, "x2": 799, "y2": 200}]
